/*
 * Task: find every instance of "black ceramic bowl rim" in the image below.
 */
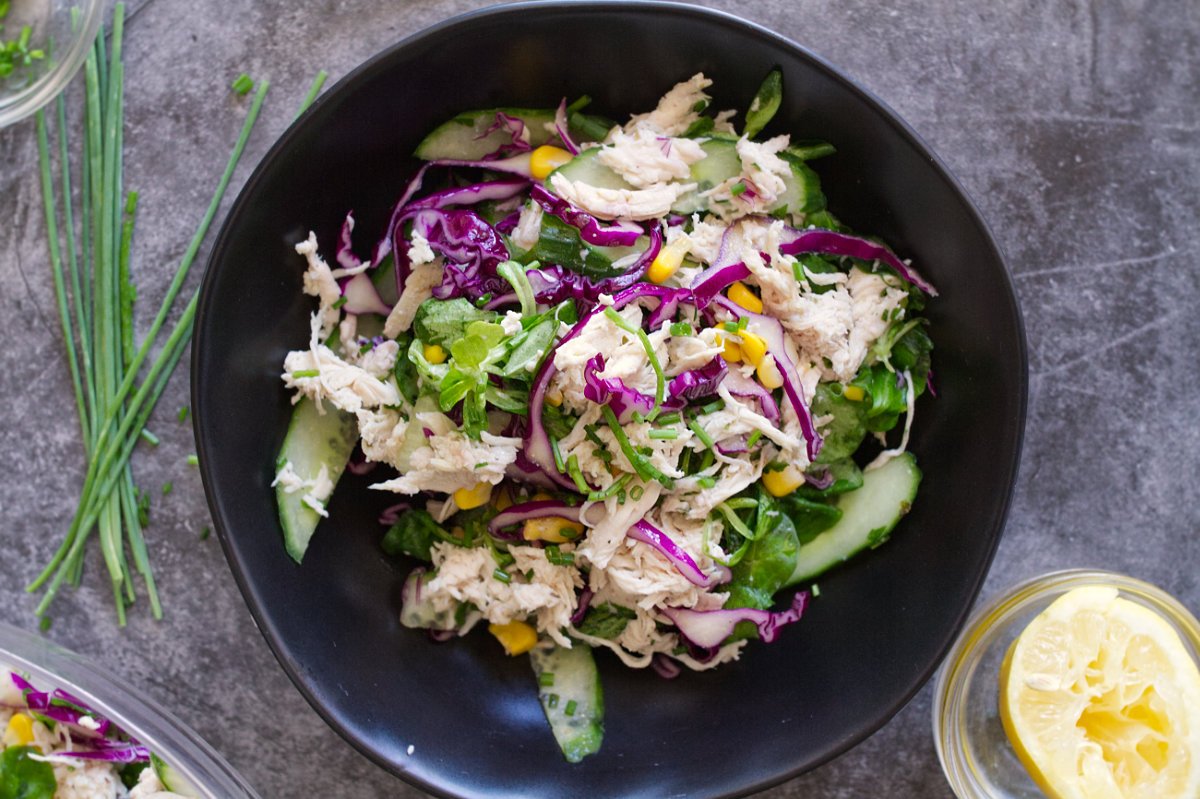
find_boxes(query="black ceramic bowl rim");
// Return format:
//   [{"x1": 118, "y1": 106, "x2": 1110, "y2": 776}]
[{"x1": 194, "y1": 2, "x2": 1026, "y2": 797}]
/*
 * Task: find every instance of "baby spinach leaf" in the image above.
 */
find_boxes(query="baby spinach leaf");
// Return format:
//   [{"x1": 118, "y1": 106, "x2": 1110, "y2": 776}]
[
  {"x1": 811, "y1": 384, "x2": 868, "y2": 463},
  {"x1": 779, "y1": 494, "x2": 843, "y2": 546},
  {"x1": 381, "y1": 510, "x2": 445, "y2": 561},
  {"x1": 0, "y1": 746, "x2": 56, "y2": 799},
  {"x1": 724, "y1": 494, "x2": 800, "y2": 611}
]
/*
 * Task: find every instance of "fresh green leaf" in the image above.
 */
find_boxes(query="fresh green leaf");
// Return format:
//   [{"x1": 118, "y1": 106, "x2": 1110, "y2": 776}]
[
  {"x1": 391, "y1": 332, "x2": 418, "y2": 404},
  {"x1": 0, "y1": 746, "x2": 57, "y2": 799},
  {"x1": 779, "y1": 493, "x2": 843, "y2": 545},
  {"x1": 497, "y1": 259, "x2": 536, "y2": 316},
  {"x1": 520, "y1": 214, "x2": 640, "y2": 280},
  {"x1": 744, "y1": 68, "x2": 783, "y2": 138},
  {"x1": 576, "y1": 603, "x2": 637, "y2": 639},
  {"x1": 381, "y1": 510, "x2": 445, "y2": 561},
  {"x1": 407, "y1": 339, "x2": 449, "y2": 386},
  {"x1": 119, "y1": 762, "x2": 150, "y2": 790},
  {"x1": 796, "y1": 458, "x2": 863, "y2": 499},
  {"x1": 724, "y1": 494, "x2": 799, "y2": 612},
  {"x1": 413, "y1": 298, "x2": 495, "y2": 347},
  {"x1": 786, "y1": 140, "x2": 836, "y2": 161},
  {"x1": 502, "y1": 318, "x2": 556, "y2": 378},
  {"x1": 811, "y1": 384, "x2": 868, "y2": 463},
  {"x1": 850, "y1": 363, "x2": 909, "y2": 433}
]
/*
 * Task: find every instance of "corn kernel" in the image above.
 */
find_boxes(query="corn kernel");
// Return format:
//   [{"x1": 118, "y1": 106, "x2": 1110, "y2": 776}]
[
  {"x1": 763, "y1": 464, "x2": 805, "y2": 497},
  {"x1": 727, "y1": 282, "x2": 764, "y2": 314},
  {"x1": 545, "y1": 387, "x2": 564, "y2": 407},
  {"x1": 493, "y1": 487, "x2": 513, "y2": 512},
  {"x1": 719, "y1": 334, "x2": 743, "y2": 363},
  {"x1": 523, "y1": 516, "x2": 584, "y2": 543},
  {"x1": 757, "y1": 356, "x2": 784, "y2": 389},
  {"x1": 647, "y1": 239, "x2": 689, "y2": 284},
  {"x1": 739, "y1": 331, "x2": 768, "y2": 366},
  {"x1": 3, "y1": 713, "x2": 34, "y2": 747},
  {"x1": 842, "y1": 385, "x2": 865, "y2": 402},
  {"x1": 489, "y1": 620, "x2": 538, "y2": 656},
  {"x1": 530, "y1": 145, "x2": 574, "y2": 180},
  {"x1": 423, "y1": 344, "x2": 447, "y2": 364},
  {"x1": 453, "y1": 482, "x2": 493, "y2": 510}
]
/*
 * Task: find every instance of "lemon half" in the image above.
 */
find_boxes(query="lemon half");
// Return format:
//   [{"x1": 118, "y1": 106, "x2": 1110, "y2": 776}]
[{"x1": 999, "y1": 585, "x2": 1200, "y2": 799}]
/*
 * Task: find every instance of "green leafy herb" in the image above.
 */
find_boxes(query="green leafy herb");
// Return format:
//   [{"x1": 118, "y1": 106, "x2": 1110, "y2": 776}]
[
  {"x1": 0, "y1": 746, "x2": 57, "y2": 799},
  {"x1": 413, "y1": 297, "x2": 495, "y2": 348},
  {"x1": 381, "y1": 510, "x2": 445, "y2": 561},
  {"x1": 743, "y1": 68, "x2": 782, "y2": 138},
  {"x1": 230, "y1": 73, "x2": 254, "y2": 96},
  {"x1": 810, "y1": 383, "x2": 868, "y2": 463},
  {"x1": 575, "y1": 602, "x2": 636, "y2": 639}
]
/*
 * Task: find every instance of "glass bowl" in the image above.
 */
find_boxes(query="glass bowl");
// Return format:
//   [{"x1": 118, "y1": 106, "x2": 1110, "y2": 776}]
[
  {"x1": 0, "y1": 621, "x2": 258, "y2": 798},
  {"x1": 933, "y1": 569, "x2": 1200, "y2": 799},
  {"x1": 0, "y1": 0, "x2": 102, "y2": 128}
]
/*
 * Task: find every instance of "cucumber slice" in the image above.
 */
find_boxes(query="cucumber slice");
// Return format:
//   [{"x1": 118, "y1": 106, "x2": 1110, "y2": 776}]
[
  {"x1": 672, "y1": 139, "x2": 741, "y2": 214},
  {"x1": 786, "y1": 452, "x2": 921, "y2": 585},
  {"x1": 530, "y1": 644, "x2": 604, "y2": 763},
  {"x1": 546, "y1": 146, "x2": 632, "y2": 191},
  {"x1": 415, "y1": 107, "x2": 556, "y2": 161},
  {"x1": 151, "y1": 753, "x2": 201, "y2": 798},
  {"x1": 275, "y1": 397, "x2": 359, "y2": 563},
  {"x1": 516, "y1": 214, "x2": 644, "y2": 279}
]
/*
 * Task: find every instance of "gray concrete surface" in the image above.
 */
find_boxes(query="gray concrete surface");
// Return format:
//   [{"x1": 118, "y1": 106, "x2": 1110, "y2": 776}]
[{"x1": 1, "y1": 0, "x2": 1197, "y2": 796}]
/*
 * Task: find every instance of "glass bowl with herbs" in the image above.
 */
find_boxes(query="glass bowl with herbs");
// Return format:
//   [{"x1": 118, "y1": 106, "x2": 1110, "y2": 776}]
[{"x1": 0, "y1": 0, "x2": 102, "y2": 128}]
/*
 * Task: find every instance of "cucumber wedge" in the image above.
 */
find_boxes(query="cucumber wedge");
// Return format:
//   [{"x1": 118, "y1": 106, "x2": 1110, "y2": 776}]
[
  {"x1": 151, "y1": 753, "x2": 201, "y2": 798},
  {"x1": 786, "y1": 452, "x2": 921, "y2": 585},
  {"x1": 549, "y1": 139, "x2": 823, "y2": 217},
  {"x1": 275, "y1": 397, "x2": 358, "y2": 563},
  {"x1": 530, "y1": 644, "x2": 603, "y2": 763},
  {"x1": 415, "y1": 107, "x2": 556, "y2": 161}
]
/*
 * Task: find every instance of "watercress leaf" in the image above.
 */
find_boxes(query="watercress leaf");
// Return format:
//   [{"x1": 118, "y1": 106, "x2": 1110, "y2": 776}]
[
  {"x1": 744, "y1": 68, "x2": 783, "y2": 138},
  {"x1": 381, "y1": 510, "x2": 445, "y2": 561},
  {"x1": 465, "y1": 320, "x2": 506, "y2": 350},
  {"x1": 450, "y1": 336, "x2": 490, "y2": 369},
  {"x1": 413, "y1": 297, "x2": 495, "y2": 347},
  {"x1": 576, "y1": 603, "x2": 637, "y2": 639},
  {"x1": 811, "y1": 383, "x2": 868, "y2": 463},
  {"x1": 851, "y1": 363, "x2": 908, "y2": 431},
  {"x1": 778, "y1": 494, "x2": 843, "y2": 545},
  {"x1": 0, "y1": 746, "x2": 57, "y2": 799},
  {"x1": 725, "y1": 495, "x2": 799, "y2": 612}
]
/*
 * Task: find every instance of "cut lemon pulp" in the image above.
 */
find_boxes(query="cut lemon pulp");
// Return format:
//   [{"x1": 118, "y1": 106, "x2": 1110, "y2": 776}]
[{"x1": 999, "y1": 585, "x2": 1200, "y2": 799}]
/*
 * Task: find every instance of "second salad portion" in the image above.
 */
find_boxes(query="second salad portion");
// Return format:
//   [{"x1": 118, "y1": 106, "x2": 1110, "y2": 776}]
[{"x1": 274, "y1": 70, "x2": 936, "y2": 760}]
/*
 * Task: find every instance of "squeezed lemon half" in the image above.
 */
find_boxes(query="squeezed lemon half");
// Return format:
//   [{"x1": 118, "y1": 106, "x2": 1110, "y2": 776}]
[{"x1": 999, "y1": 585, "x2": 1200, "y2": 799}]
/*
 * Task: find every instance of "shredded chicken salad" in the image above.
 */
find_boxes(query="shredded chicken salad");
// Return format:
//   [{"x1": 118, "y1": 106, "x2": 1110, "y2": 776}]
[{"x1": 274, "y1": 71, "x2": 937, "y2": 761}]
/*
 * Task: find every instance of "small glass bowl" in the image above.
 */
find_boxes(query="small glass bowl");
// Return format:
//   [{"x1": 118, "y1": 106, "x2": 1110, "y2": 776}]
[
  {"x1": 932, "y1": 569, "x2": 1200, "y2": 799},
  {"x1": 0, "y1": 0, "x2": 102, "y2": 128},
  {"x1": 0, "y1": 621, "x2": 258, "y2": 798}
]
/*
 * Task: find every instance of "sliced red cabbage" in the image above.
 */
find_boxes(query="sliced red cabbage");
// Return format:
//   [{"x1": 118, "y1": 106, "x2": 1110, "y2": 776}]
[
  {"x1": 530, "y1": 184, "x2": 643, "y2": 247},
  {"x1": 400, "y1": 208, "x2": 511, "y2": 300},
  {"x1": 476, "y1": 111, "x2": 532, "y2": 156},
  {"x1": 804, "y1": 466, "x2": 834, "y2": 490},
  {"x1": 661, "y1": 590, "x2": 809, "y2": 649},
  {"x1": 650, "y1": 653, "x2": 682, "y2": 679},
  {"x1": 780, "y1": 226, "x2": 937, "y2": 296},
  {"x1": 583, "y1": 354, "x2": 657, "y2": 423},
  {"x1": 59, "y1": 744, "x2": 150, "y2": 763},
  {"x1": 716, "y1": 435, "x2": 749, "y2": 455},
  {"x1": 667, "y1": 357, "x2": 727, "y2": 402},
  {"x1": 626, "y1": 519, "x2": 729, "y2": 589},
  {"x1": 340, "y1": 271, "x2": 391, "y2": 315},
  {"x1": 570, "y1": 587, "x2": 594, "y2": 625},
  {"x1": 689, "y1": 261, "x2": 752, "y2": 308},
  {"x1": 488, "y1": 499, "x2": 593, "y2": 539},
  {"x1": 554, "y1": 99, "x2": 580, "y2": 155},
  {"x1": 713, "y1": 295, "x2": 823, "y2": 459},
  {"x1": 723, "y1": 368, "x2": 780, "y2": 422},
  {"x1": 336, "y1": 212, "x2": 363, "y2": 271},
  {"x1": 407, "y1": 178, "x2": 530, "y2": 211}
]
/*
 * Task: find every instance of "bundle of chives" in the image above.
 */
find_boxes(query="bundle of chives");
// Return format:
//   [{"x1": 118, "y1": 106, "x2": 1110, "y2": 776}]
[{"x1": 28, "y1": 4, "x2": 277, "y2": 623}]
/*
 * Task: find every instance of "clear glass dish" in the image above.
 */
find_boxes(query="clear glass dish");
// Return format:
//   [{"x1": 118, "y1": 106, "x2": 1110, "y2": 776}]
[
  {"x1": 932, "y1": 569, "x2": 1200, "y2": 799},
  {"x1": 0, "y1": 0, "x2": 102, "y2": 128},
  {"x1": 0, "y1": 621, "x2": 258, "y2": 798}
]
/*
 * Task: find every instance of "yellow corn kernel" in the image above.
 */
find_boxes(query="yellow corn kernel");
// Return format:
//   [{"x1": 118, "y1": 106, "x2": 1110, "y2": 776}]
[
  {"x1": 727, "y1": 281, "x2": 764, "y2": 314},
  {"x1": 453, "y1": 482, "x2": 493, "y2": 510},
  {"x1": 530, "y1": 145, "x2": 574, "y2": 180},
  {"x1": 493, "y1": 487, "x2": 513, "y2": 512},
  {"x1": 718, "y1": 334, "x2": 743, "y2": 363},
  {"x1": 489, "y1": 620, "x2": 538, "y2": 656},
  {"x1": 763, "y1": 464, "x2": 806, "y2": 497},
  {"x1": 757, "y1": 356, "x2": 784, "y2": 389},
  {"x1": 647, "y1": 239, "x2": 689, "y2": 284},
  {"x1": 739, "y1": 331, "x2": 768, "y2": 366},
  {"x1": 3, "y1": 713, "x2": 34, "y2": 747},
  {"x1": 842, "y1": 385, "x2": 865, "y2": 402},
  {"x1": 545, "y1": 387, "x2": 564, "y2": 407},
  {"x1": 423, "y1": 344, "x2": 447, "y2": 364},
  {"x1": 523, "y1": 516, "x2": 584, "y2": 543}
]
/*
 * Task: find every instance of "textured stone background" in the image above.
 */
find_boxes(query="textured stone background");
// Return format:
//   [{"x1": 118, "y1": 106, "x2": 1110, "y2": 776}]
[{"x1": 1, "y1": 0, "x2": 1197, "y2": 796}]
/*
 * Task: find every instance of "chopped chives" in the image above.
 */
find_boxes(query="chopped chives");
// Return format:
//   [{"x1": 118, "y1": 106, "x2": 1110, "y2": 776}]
[
  {"x1": 295, "y1": 69, "x2": 328, "y2": 119},
  {"x1": 648, "y1": 429, "x2": 678, "y2": 440},
  {"x1": 586, "y1": 473, "x2": 632, "y2": 502},
  {"x1": 331, "y1": 296, "x2": 347, "y2": 309},
  {"x1": 38, "y1": 617, "x2": 52, "y2": 632},
  {"x1": 730, "y1": 181, "x2": 748, "y2": 197},
  {"x1": 547, "y1": 693, "x2": 559, "y2": 709},
  {"x1": 161, "y1": 482, "x2": 173, "y2": 495},
  {"x1": 696, "y1": 476, "x2": 716, "y2": 489},
  {"x1": 566, "y1": 454, "x2": 590, "y2": 494},
  {"x1": 138, "y1": 428, "x2": 158, "y2": 446},
  {"x1": 177, "y1": 405, "x2": 189, "y2": 422},
  {"x1": 492, "y1": 568, "x2": 511, "y2": 584},
  {"x1": 655, "y1": 412, "x2": 681, "y2": 426},
  {"x1": 669, "y1": 322, "x2": 693, "y2": 337},
  {"x1": 716, "y1": 502, "x2": 755, "y2": 540},
  {"x1": 629, "y1": 485, "x2": 644, "y2": 501},
  {"x1": 230, "y1": 73, "x2": 254, "y2": 95},
  {"x1": 603, "y1": 308, "x2": 665, "y2": 413},
  {"x1": 746, "y1": 430, "x2": 762, "y2": 448},
  {"x1": 700, "y1": 399, "x2": 725, "y2": 415},
  {"x1": 550, "y1": 436, "x2": 566, "y2": 474},
  {"x1": 539, "y1": 672, "x2": 556, "y2": 687},
  {"x1": 200, "y1": 526, "x2": 211, "y2": 541},
  {"x1": 600, "y1": 405, "x2": 673, "y2": 489},
  {"x1": 811, "y1": 583, "x2": 821, "y2": 597},
  {"x1": 565, "y1": 699, "x2": 578, "y2": 716},
  {"x1": 185, "y1": 454, "x2": 199, "y2": 467},
  {"x1": 687, "y1": 418, "x2": 715, "y2": 450}
]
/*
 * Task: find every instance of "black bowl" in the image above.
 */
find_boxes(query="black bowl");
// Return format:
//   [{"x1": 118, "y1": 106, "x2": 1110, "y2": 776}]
[{"x1": 193, "y1": 3, "x2": 1026, "y2": 797}]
